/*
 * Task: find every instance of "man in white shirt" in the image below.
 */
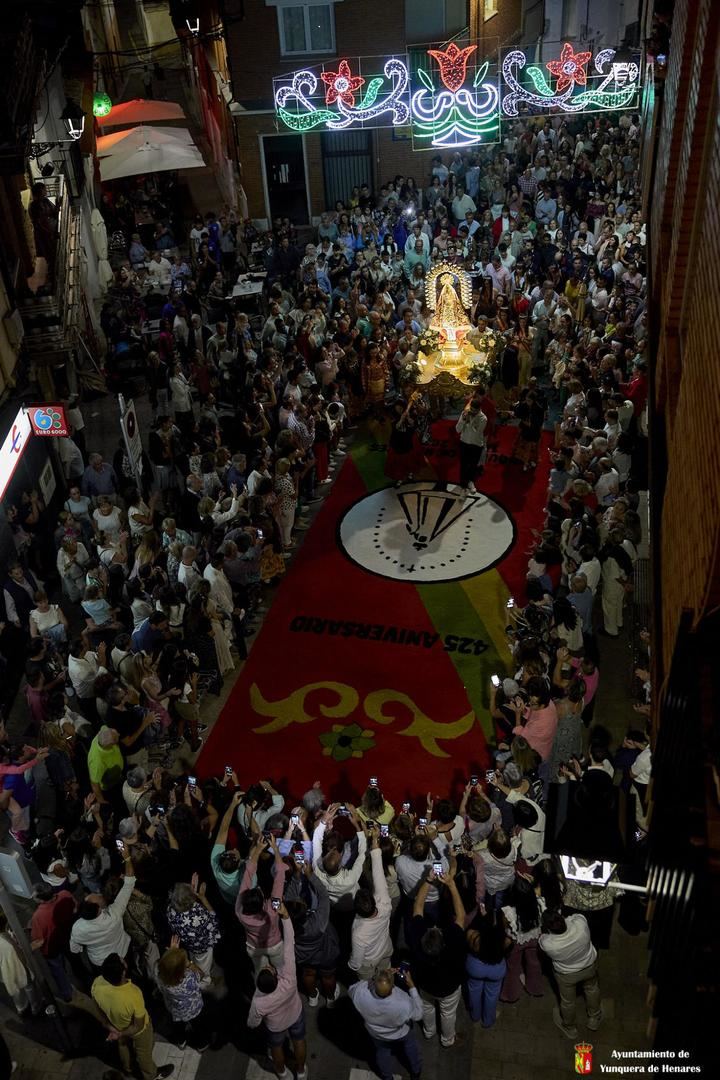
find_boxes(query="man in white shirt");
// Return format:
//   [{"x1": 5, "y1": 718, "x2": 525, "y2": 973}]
[
  {"x1": 451, "y1": 185, "x2": 476, "y2": 223},
  {"x1": 455, "y1": 397, "x2": 487, "y2": 494},
  {"x1": 539, "y1": 910, "x2": 602, "y2": 1038},
  {"x1": 404, "y1": 225, "x2": 430, "y2": 256},
  {"x1": 464, "y1": 210, "x2": 481, "y2": 239},
  {"x1": 349, "y1": 828, "x2": 393, "y2": 979},
  {"x1": 68, "y1": 640, "x2": 108, "y2": 704},
  {"x1": 203, "y1": 553, "x2": 235, "y2": 618},
  {"x1": 147, "y1": 251, "x2": 172, "y2": 289},
  {"x1": 59, "y1": 433, "x2": 85, "y2": 480},
  {"x1": 578, "y1": 548, "x2": 602, "y2": 594},
  {"x1": 594, "y1": 459, "x2": 619, "y2": 507},
  {"x1": 178, "y1": 547, "x2": 202, "y2": 593},
  {"x1": 70, "y1": 865, "x2": 136, "y2": 968}
]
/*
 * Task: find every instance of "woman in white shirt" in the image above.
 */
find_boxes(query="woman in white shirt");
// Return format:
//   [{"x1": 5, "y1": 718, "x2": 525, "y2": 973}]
[
  {"x1": 57, "y1": 538, "x2": 91, "y2": 602},
  {"x1": 29, "y1": 592, "x2": 69, "y2": 646},
  {"x1": 93, "y1": 496, "x2": 124, "y2": 543},
  {"x1": 198, "y1": 486, "x2": 242, "y2": 527},
  {"x1": 127, "y1": 490, "x2": 157, "y2": 540}
]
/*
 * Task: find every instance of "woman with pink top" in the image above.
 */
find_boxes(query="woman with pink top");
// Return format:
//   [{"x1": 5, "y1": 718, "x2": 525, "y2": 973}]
[
  {"x1": 510, "y1": 677, "x2": 559, "y2": 763},
  {"x1": 235, "y1": 835, "x2": 289, "y2": 974}
]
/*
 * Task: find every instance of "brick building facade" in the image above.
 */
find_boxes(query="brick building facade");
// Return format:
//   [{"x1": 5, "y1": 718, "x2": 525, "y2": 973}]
[
  {"x1": 639, "y1": 0, "x2": 719, "y2": 1064},
  {"x1": 224, "y1": 0, "x2": 476, "y2": 223}
]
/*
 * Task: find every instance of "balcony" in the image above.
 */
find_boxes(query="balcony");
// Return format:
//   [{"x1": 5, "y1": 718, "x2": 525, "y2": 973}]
[{"x1": 18, "y1": 174, "x2": 82, "y2": 366}]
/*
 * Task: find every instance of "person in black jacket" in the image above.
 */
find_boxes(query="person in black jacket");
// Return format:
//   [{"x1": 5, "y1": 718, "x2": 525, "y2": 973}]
[
  {"x1": 407, "y1": 864, "x2": 467, "y2": 1048},
  {"x1": 284, "y1": 861, "x2": 341, "y2": 1007}
]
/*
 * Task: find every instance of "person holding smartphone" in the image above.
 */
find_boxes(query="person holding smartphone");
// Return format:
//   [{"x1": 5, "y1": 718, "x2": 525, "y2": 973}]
[
  {"x1": 236, "y1": 835, "x2": 289, "y2": 975},
  {"x1": 348, "y1": 824, "x2": 393, "y2": 980},
  {"x1": 455, "y1": 396, "x2": 487, "y2": 494},
  {"x1": 348, "y1": 965, "x2": 423, "y2": 1080},
  {"x1": 247, "y1": 905, "x2": 309, "y2": 1080},
  {"x1": 311, "y1": 802, "x2": 368, "y2": 908},
  {"x1": 210, "y1": 789, "x2": 246, "y2": 905},
  {"x1": 408, "y1": 861, "x2": 467, "y2": 1048}
]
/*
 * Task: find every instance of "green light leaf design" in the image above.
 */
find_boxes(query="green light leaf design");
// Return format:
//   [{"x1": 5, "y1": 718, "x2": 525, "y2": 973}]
[
  {"x1": 278, "y1": 106, "x2": 338, "y2": 131},
  {"x1": 417, "y1": 67, "x2": 435, "y2": 92},
  {"x1": 357, "y1": 77, "x2": 384, "y2": 109},
  {"x1": 573, "y1": 88, "x2": 636, "y2": 109},
  {"x1": 526, "y1": 66, "x2": 556, "y2": 97},
  {"x1": 473, "y1": 61, "x2": 490, "y2": 88}
]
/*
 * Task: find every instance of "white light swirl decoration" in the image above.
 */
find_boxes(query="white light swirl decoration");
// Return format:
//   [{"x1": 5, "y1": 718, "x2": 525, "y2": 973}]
[
  {"x1": 275, "y1": 69, "x2": 318, "y2": 112},
  {"x1": 501, "y1": 49, "x2": 574, "y2": 116},
  {"x1": 328, "y1": 58, "x2": 410, "y2": 128}
]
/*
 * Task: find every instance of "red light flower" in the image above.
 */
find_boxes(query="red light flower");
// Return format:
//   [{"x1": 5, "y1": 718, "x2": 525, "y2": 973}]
[
  {"x1": 320, "y1": 59, "x2": 365, "y2": 107},
  {"x1": 427, "y1": 42, "x2": 478, "y2": 93},
  {"x1": 546, "y1": 42, "x2": 592, "y2": 93}
]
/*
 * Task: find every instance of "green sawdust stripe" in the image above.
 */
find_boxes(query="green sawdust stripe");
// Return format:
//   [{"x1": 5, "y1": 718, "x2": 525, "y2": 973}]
[
  {"x1": 417, "y1": 580, "x2": 506, "y2": 741},
  {"x1": 460, "y1": 570, "x2": 516, "y2": 665},
  {"x1": 349, "y1": 434, "x2": 388, "y2": 492}
]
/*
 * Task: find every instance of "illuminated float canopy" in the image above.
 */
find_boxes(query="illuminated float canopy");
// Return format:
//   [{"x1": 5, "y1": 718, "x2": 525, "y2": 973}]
[{"x1": 272, "y1": 41, "x2": 641, "y2": 148}]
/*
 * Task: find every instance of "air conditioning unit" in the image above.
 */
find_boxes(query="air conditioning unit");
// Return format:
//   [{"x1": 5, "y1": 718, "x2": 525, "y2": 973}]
[{"x1": 2, "y1": 308, "x2": 24, "y2": 348}]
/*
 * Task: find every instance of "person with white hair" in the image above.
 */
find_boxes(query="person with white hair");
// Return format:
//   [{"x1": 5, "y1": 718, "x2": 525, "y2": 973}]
[
  {"x1": 81, "y1": 453, "x2": 118, "y2": 503},
  {"x1": 87, "y1": 724, "x2": 123, "y2": 805},
  {"x1": 349, "y1": 965, "x2": 423, "y2": 1080},
  {"x1": 123, "y1": 765, "x2": 154, "y2": 816}
]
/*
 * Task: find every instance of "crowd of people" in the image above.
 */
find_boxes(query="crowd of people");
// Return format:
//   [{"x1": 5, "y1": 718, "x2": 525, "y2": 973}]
[{"x1": 0, "y1": 108, "x2": 652, "y2": 1080}]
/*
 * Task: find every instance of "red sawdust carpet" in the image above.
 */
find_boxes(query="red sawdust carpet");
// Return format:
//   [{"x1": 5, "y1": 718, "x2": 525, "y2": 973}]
[{"x1": 198, "y1": 422, "x2": 552, "y2": 807}]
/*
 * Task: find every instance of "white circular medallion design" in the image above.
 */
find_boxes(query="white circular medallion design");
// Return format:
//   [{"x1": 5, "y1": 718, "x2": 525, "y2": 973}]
[{"x1": 338, "y1": 482, "x2": 515, "y2": 584}]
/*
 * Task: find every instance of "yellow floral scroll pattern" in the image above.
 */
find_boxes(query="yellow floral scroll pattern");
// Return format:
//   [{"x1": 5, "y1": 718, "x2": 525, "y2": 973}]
[
  {"x1": 250, "y1": 681, "x2": 360, "y2": 734},
  {"x1": 363, "y1": 689, "x2": 475, "y2": 758},
  {"x1": 249, "y1": 681, "x2": 477, "y2": 757}
]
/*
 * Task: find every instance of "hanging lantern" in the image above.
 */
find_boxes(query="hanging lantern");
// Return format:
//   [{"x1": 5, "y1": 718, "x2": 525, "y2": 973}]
[
  {"x1": 61, "y1": 99, "x2": 86, "y2": 139},
  {"x1": 93, "y1": 91, "x2": 113, "y2": 118}
]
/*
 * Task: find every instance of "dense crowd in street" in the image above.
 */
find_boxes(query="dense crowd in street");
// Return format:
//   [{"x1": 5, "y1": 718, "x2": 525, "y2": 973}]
[{"x1": 0, "y1": 109, "x2": 652, "y2": 1080}]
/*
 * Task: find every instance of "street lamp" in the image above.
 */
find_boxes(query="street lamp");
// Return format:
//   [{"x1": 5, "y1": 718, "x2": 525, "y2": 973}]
[{"x1": 60, "y1": 99, "x2": 85, "y2": 140}]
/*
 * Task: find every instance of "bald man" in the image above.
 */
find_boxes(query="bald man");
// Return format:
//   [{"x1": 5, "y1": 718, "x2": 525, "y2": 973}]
[{"x1": 349, "y1": 966, "x2": 423, "y2": 1080}]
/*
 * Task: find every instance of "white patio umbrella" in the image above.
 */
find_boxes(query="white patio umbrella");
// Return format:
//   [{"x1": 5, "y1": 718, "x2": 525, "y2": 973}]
[
  {"x1": 98, "y1": 99, "x2": 186, "y2": 129},
  {"x1": 96, "y1": 124, "x2": 195, "y2": 157},
  {"x1": 99, "y1": 140, "x2": 205, "y2": 180},
  {"x1": 90, "y1": 207, "x2": 108, "y2": 259}
]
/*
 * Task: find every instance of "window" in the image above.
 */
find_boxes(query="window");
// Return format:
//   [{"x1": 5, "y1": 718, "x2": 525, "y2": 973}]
[
  {"x1": 276, "y1": 2, "x2": 335, "y2": 55},
  {"x1": 484, "y1": 0, "x2": 499, "y2": 20},
  {"x1": 405, "y1": 0, "x2": 467, "y2": 43}
]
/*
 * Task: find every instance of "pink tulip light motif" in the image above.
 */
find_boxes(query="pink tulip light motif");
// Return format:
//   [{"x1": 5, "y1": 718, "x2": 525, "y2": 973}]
[{"x1": 427, "y1": 43, "x2": 478, "y2": 93}]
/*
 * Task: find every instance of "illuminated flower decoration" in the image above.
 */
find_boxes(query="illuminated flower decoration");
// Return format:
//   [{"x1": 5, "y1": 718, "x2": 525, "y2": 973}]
[
  {"x1": 427, "y1": 43, "x2": 477, "y2": 93},
  {"x1": 320, "y1": 60, "x2": 365, "y2": 107},
  {"x1": 546, "y1": 42, "x2": 592, "y2": 93},
  {"x1": 319, "y1": 722, "x2": 375, "y2": 762}
]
